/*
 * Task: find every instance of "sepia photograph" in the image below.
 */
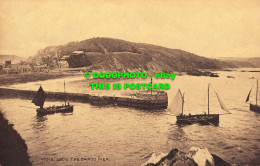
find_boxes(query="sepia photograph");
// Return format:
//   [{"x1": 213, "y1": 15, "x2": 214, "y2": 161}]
[{"x1": 0, "y1": 0, "x2": 259, "y2": 165}]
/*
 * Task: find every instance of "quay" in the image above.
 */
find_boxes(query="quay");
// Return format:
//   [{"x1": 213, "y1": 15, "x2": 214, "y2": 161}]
[{"x1": 0, "y1": 88, "x2": 168, "y2": 110}]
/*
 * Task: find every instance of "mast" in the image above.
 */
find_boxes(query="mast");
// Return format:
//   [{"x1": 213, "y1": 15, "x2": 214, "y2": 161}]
[
  {"x1": 150, "y1": 77, "x2": 153, "y2": 95},
  {"x1": 182, "y1": 93, "x2": 184, "y2": 115},
  {"x1": 256, "y1": 79, "x2": 258, "y2": 106},
  {"x1": 64, "y1": 80, "x2": 66, "y2": 106},
  {"x1": 208, "y1": 84, "x2": 210, "y2": 115}
]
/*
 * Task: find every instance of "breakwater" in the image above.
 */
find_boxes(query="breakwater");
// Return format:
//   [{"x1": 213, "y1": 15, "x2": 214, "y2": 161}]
[{"x1": 0, "y1": 88, "x2": 168, "y2": 109}]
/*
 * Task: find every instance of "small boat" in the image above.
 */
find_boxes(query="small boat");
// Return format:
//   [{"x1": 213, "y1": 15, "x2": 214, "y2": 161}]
[
  {"x1": 227, "y1": 76, "x2": 235, "y2": 79},
  {"x1": 32, "y1": 81, "x2": 73, "y2": 115},
  {"x1": 246, "y1": 79, "x2": 260, "y2": 113},
  {"x1": 210, "y1": 73, "x2": 219, "y2": 77},
  {"x1": 171, "y1": 84, "x2": 229, "y2": 125}
]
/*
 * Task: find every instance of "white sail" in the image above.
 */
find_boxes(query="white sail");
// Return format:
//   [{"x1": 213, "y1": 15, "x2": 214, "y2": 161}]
[
  {"x1": 169, "y1": 89, "x2": 183, "y2": 115},
  {"x1": 213, "y1": 89, "x2": 230, "y2": 113}
]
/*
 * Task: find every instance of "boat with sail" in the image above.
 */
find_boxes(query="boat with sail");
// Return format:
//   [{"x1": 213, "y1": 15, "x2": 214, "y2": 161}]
[
  {"x1": 246, "y1": 79, "x2": 260, "y2": 113},
  {"x1": 171, "y1": 84, "x2": 229, "y2": 125},
  {"x1": 32, "y1": 81, "x2": 73, "y2": 115}
]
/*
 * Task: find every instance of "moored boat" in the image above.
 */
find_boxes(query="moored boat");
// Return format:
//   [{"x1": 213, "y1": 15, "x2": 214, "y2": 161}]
[
  {"x1": 32, "y1": 81, "x2": 74, "y2": 115},
  {"x1": 246, "y1": 79, "x2": 260, "y2": 113}
]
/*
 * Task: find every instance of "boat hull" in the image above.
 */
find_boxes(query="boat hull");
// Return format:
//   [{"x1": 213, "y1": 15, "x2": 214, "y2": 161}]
[
  {"x1": 37, "y1": 105, "x2": 73, "y2": 115},
  {"x1": 176, "y1": 114, "x2": 219, "y2": 125},
  {"x1": 250, "y1": 104, "x2": 260, "y2": 113}
]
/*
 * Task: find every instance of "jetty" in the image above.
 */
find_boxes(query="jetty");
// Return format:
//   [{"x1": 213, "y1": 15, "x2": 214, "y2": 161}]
[{"x1": 0, "y1": 88, "x2": 168, "y2": 110}]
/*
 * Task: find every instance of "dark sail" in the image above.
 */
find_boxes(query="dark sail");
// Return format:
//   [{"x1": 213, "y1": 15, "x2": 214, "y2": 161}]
[
  {"x1": 246, "y1": 88, "x2": 252, "y2": 102},
  {"x1": 32, "y1": 86, "x2": 46, "y2": 108}
]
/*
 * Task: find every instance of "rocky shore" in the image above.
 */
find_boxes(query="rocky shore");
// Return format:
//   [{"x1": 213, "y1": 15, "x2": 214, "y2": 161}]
[
  {"x1": 143, "y1": 147, "x2": 231, "y2": 166},
  {"x1": 0, "y1": 110, "x2": 31, "y2": 166}
]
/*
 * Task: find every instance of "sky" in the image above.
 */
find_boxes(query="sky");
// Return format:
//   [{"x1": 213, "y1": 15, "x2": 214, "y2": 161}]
[{"x1": 0, "y1": 0, "x2": 260, "y2": 58}]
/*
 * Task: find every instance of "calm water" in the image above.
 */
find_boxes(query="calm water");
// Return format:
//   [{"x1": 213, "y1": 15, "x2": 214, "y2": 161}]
[{"x1": 0, "y1": 69, "x2": 260, "y2": 165}]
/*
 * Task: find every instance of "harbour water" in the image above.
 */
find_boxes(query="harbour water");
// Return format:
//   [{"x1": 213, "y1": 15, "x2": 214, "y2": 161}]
[{"x1": 0, "y1": 69, "x2": 260, "y2": 165}]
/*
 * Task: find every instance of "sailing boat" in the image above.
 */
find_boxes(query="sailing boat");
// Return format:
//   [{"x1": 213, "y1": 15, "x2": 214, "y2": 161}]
[
  {"x1": 172, "y1": 84, "x2": 229, "y2": 125},
  {"x1": 246, "y1": 79, "x2": 260, "y2": 113},
  {"x1": 32, "y1": 81, "x2": 73, "y2": 115}
]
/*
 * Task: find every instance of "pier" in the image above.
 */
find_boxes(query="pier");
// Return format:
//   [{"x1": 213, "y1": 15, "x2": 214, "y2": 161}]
[{"x1": 0, "y1": 88, "x2": 168, "y2": 110}]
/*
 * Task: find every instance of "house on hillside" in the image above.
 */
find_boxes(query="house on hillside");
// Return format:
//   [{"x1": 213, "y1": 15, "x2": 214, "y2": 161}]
[
  {"x1": 72, "y1": 51, "x2": 85, "y2": 55},
  {"x1": 10, "y1": 64, "x2": 19, "y2": 73},
  {"x1": 9, "y1": 64, "x2": 32, "y2": 73},
  {"x1": 58, "y1": 60, "x2": 69, "y2": 68},
  {"x1": 5, "y1": 61, "x2": 11, "y2": 68},
  {"x1": 70, "y1": 51, "x2": 86, "y2": 59},
  {"x1": 19, "y1": 64, "x2": 32, "y2": 73},
  {"x1": 33, "y1": 64, "x2": 49, "y2": 72},
  {"x1": 0, "y1": 64, "x2": 3, "y2": 70},
  {"x1": 66, "y1": 51, "x2": 91, "y2": 68},
  {"x1": 0, "y1": 64, "x2": 4, "y2": 74},
  {"x1": 60, "y1": 55, "x2": 71, "y2": 61},
  {"x1": 57, "y1": 55, "x2": 70, "y2": 68}
]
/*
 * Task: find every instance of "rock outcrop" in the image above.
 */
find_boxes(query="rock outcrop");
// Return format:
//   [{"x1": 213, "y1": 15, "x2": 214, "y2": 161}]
[{"x1": 143, "y1": 147, "x2": 231, "y2": 166}]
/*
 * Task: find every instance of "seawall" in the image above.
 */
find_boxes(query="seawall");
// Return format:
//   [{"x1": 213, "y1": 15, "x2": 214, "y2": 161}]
[{"x1": 0, "y1": 88, "x2": 168, "y2": 110}]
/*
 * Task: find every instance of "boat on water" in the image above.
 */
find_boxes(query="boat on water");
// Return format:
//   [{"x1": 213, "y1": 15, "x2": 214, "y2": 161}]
[
  {"x1": 171, "y1": 84, "x2": 229, "y2": 125},
  {"x1": 32, "y1": 81, "x2": 73, "y2": 115},
  {"x1": 246, "y1": 79, "x2": 260, "y2": 113}
]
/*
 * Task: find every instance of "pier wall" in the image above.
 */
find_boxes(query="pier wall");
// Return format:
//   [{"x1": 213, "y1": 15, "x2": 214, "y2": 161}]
[{"x1": 0, "y1": 88, "x2": 167, "y2": 109}]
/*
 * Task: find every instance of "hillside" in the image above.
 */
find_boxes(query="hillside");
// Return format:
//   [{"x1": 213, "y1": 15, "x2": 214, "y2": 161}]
[
  {"x1": 218, "y1": 57, "x2": 260, "y2": 68},
  {"x1": 35, "y1": 37, "x2": 236, "y2": 72},
  {"x1": 0, "y1": 55, "x2": 25, "y2": 64}
]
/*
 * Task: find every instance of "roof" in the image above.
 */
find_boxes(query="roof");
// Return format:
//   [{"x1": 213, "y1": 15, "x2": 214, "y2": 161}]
[
  {"x1": 19, "y1": 64, "x2": 31, "y2": 69},
  {"x1": 61, "y1": 55, "x2": 71, "y2": 60},
  {"x1": 11, "y1": 64, "x2": 19, "y2": 69},
  {"x1": 34, "y1": 65, "x2": 47, "y2": 68},
  {"x1": 72, "y1": 51, "x2": 84, "y2": 54},
  {"x1": 62, "y1": 55, "x2": 71, "y2": 58}
]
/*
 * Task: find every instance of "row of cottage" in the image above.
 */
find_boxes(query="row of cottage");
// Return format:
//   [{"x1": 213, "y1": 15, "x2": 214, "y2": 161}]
[
  {"x1": 0, "y1": 57, "x2": 69, "y2": 75},
  {"x1": 0, "y1": 51, "x2": 86, "y2": 74}
]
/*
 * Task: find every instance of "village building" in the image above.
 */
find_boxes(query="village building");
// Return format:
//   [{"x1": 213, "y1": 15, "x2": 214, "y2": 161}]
[
  {"x1": 10, "y1": 64, "x2": 19, "y2": 73},
  {"x1": 0, "y1": 64, "x2": 3, "y2": 70},
  {"x1": 9, "y1": 64, "x2": 32, "y2": 73},
  {"x1": 19, "y1": 64, "x2": 32, "y2": 73},
  {"x1": 60, "y1": 55, "x2": 71, "y2": 61},
  {"x1": 5, "y1": 61, "x2": 11, "y2": 68},
  {"x1": 57, "y1": 60, "x2": 69, "y2": 68},
  {"x1": 57, "y1": 55, "x2": 70, "y2": 68},
  {"x1": 0, "y1": 64, "x2": 4, "y2": 74},
  {"x1": 33, "y1": 64, "x2": 49, "y2": 72},
  {"x1": 71, "y1": 51, "x2": 85, "y2": 57}
]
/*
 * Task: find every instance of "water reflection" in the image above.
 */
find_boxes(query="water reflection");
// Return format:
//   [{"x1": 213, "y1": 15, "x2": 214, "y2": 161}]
[
  {"x1": 168, "y1": 125, "x2": 187, "y2": 141},
  {"x1": 32, "y1": 115, "x2": 48, "y2": 131}
]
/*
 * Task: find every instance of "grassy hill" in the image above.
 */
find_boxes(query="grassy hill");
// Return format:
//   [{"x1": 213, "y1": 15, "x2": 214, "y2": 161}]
[
  {"x1": 218, "y1": 57, "x2": 260, "y2": 68},
  {"x1": 36, "y1": 37, "x2": 237, "y2": 72}
]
